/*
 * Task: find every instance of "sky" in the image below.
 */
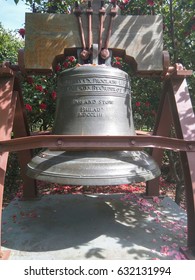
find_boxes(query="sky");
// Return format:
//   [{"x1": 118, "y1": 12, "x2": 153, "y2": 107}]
[{"x1": 0, "y1": 0, "x2": 30, "y2": 31}]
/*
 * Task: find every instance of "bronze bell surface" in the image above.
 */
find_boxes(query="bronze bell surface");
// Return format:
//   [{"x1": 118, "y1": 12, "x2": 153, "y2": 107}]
[{"x1": 27, "y1": 65, "x2": 160, "y2": 185}]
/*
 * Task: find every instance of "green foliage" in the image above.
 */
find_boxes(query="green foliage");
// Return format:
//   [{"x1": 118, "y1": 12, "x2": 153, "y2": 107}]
[
  {"x1": 112, "y1": 56, "x2": 161, "y2": 131},
  {"x1": 14, "y1": 0, "x2": 41, "y2": 4},
  {"x1": 131, "y1": 78, "x2": 161, "y2": 131},
  {"x1": 23, "y1": 56, "x2": 78, "y2": 131},
  {"x1": 0, "y1": 23, "x2": 23, "y2": 64},
  {"x1": 30, "y1": 0, "x2": 73, "y2": 13}
]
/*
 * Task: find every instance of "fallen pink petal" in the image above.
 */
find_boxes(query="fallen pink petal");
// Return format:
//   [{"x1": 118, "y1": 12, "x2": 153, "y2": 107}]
[{"x1": 160, "y1": 245, "x2": 170, "y2": 256}]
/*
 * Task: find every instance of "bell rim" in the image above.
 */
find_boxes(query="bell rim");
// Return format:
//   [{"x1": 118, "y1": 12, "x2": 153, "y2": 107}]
[{"x1": 27, "y1": 150, "x2": 160, "y2": 186}]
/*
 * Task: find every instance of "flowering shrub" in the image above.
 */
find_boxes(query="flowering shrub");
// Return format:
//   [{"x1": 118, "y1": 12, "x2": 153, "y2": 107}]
[
  {"x1": 111, "y1": 56, "x2": 160, "y2": 131},
  {"x1": 55, "y1": 56, "x2": 77, "y2": 72},
  {"x1": 18, "y1": 28, "x2": 25, "y2": 38},
  {"x1": 131, "y1": 78, "x2": 160, "y2": 131},
  {"x1": 112, "y1": 56, "x2": 131, "y2": 73},
  {"x1": 0, "y1": 24, "x2": 23, "y2": 64},
  {"x1": 23, "y1": 56, "x2": 78, "y2": 131}
]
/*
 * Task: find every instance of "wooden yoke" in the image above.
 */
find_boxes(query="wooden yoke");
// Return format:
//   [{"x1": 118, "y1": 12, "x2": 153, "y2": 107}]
[{"x1": 24, "y1": 5, "x2": 163, "y2": 74}]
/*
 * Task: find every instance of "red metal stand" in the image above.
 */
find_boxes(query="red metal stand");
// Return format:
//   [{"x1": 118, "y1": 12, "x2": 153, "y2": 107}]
[
  {"x1": 0, "y1": 68, "x2": 37, "y2": 259},
  {"x1": 0, "y1": 65, "x2": 195, "y2": 259},
  {"x1": 147, "y1": 69, "x2": 195, "y2": 257},
  {"x1": 0, "y1": 68, "x2": 15, "y2": 259}
]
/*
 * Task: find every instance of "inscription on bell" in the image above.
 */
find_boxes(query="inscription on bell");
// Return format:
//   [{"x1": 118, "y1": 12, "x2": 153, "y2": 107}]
[
  {"x1": 64, "y1": 84, "x2": 128, "y2": 94},
  {"x1": 77, "y1": 106, "x2": 103, "y2": 118},
  {"x1": 61, "y1": 76, "x2": 130, "y2": 96},
  {"x1": 77, "y1": 112, "x2": 103, "y2": 118},
  {"x1": 72, "y1": 98, "x2": 114, "y2": 118},
  {"x1": 63, "y1": 77, "x2": 129, "y2": 87},
  {"x1": 54, "y1": 65, "x2": 134, "y2": 136},
  {"x1": 80, "y1": 107, "x2": 102, "y2": 112},
  {"x1": 72, "y1": 99, "x2": 114, "y2": 105}
]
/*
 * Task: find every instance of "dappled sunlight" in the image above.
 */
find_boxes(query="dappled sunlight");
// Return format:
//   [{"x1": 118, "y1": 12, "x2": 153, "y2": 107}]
[{"x1": 2, "y1": 193, "x2": 187, "y2": 260}]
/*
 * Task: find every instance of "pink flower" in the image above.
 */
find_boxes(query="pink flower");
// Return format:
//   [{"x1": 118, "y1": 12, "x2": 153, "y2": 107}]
[
  {"x1": 162, "y1": 235, "x2": 170, "y2": 241},
  {"x1": 145, "y1": 101, "x2": 150, "y2": 107},
  {"x1": 192, "y1": 25, "x2": 195, "y2": 31},
  {"x1": 26, "y1": 76, "x2": 34, "y2": 84},
  {"x1": 119, "y1": 4, "x2": 125, "y2": 10},
  {"x1": 39, "y1": 103, "x2": 47, "y2": 110},
  {"x1": 18, "y1": 28, "x2": 25, "y2": 38},
  {"x1": 68, "y1": 56, "x2": 76, "y2": 62},
  {"x1": 35, "y1": 84, "x2": 43, "y2": 92},
  {"x1": 153, "y1": 196, "x2": 160, "y2": 204},
  {"x1": 52, "y1": 91, "x2": 57, "y2": 100},
  {"x1": 135, "y1": 101, "x2": 141, "y2": 107},
  {"x1": 171, "y1": 243, "x2": 178, "y2": 249},
  {"x1": 177, "y1": 233, "x2": 184, "y2": 238},
  {"x1": 115, "y1": 61, "x2": 121, "y2": 66},
  {"x1": 147, "y1": 0, "x2": 155, "y2": 6},
  {"x1": 160, "y1": 245, "x2": 170, "y2": 256},
  {"x1": 154, "y1": 217, "x2": 160, "y2": 223},
  {"x1": 174, "y1": 252, "x2": 187, "y2": 260},
  {"x1": 55, "y1": 64, "x2": 61, "y2": 72},
  {"x1": 25, "y1": 104, "x2": 32, "y2": 111},
  {"x1": 184, "y1": 31, "x2": 191, "y2": 37},
  {"x1": 63, "y1": 62, "x2": 69, "y2": 68}
]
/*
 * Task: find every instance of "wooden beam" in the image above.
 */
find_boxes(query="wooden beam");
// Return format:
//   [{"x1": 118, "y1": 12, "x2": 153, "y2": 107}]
[{"x1": 24, "y1": 13, "x2": 163, "y2": 72}]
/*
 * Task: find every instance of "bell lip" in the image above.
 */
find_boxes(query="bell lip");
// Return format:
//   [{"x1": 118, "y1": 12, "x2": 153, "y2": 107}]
[
  {"x1": 26, "y1": 170, "x2": 161, "y2": 186},
  {"x1": 26, "y1": 150, "x2": 161, "y2": 186}
]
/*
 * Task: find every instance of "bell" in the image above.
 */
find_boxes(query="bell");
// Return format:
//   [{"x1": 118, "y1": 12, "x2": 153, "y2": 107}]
[{"x1": 27, "y1": 65, "x2": 160, "y2": 185}]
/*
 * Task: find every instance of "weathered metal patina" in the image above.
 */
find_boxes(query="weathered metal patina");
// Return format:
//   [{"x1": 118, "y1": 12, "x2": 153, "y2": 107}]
[{"x1": 27, "y1": 65, "x2": 160, "y2": 185}]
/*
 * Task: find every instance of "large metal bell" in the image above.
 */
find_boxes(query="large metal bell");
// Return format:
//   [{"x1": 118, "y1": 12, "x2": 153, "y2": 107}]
[{"x1": 27, "y1": 65, "x2": 160, "y2": 185}]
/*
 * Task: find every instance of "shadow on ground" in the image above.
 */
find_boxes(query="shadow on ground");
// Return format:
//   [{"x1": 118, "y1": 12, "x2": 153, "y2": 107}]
[{"x1": 2, "y1": 194, "x2": 187, "y2": 260}]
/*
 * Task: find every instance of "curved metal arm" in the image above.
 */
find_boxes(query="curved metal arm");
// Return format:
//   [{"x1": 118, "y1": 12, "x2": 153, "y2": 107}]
[
  {"x1": 100, "y1": 3, "x2": 117, "y2": 60},
  {"x1": 1, "y1": 135, "x2": 195, "y2": 153}
]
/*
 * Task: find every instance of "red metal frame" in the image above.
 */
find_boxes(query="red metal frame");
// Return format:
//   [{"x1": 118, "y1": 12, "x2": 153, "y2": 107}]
[
  {"x1": 0, "y1": 68, "x2": 15, "y2": 259},
  {"x1": 0, "y1": 65, "x2": 195, "y2": 259},
  {"x1": 12, "y1": 76, "x2": 37, "y2": 199},
  {"x1": 146, "y1": 70, "x2": 195, "y2": 258}
]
